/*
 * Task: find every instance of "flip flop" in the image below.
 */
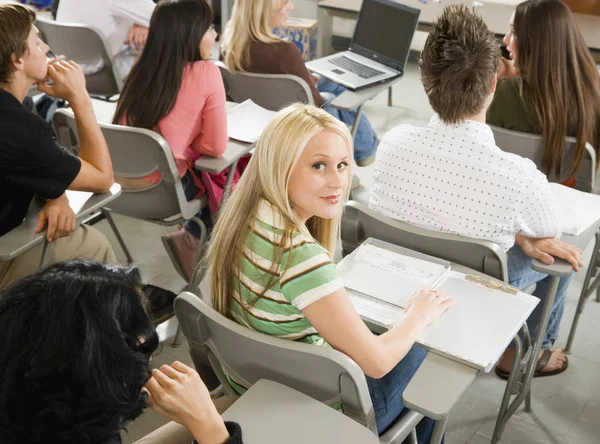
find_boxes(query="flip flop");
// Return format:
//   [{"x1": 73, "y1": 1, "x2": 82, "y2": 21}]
[
  {"x1": 494, "y1": 349, "x2": 569, "y2": 380},
  {"x1": 534, "y1": 349, "x2": 569, "y2": 378}
]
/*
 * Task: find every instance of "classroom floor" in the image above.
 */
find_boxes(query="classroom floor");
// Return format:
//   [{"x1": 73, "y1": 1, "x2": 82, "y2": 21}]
[{"x1": 98, "y1": 59, "x2": 600, "y2": 444}]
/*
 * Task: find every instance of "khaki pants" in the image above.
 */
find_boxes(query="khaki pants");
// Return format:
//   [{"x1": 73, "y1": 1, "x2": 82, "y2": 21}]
[
  {"x1": 132, "y1": 396, "x2": 238, "y2": 444},
  {"x1": 0, "y1": 224, "x2": 117, "y2": 290}
]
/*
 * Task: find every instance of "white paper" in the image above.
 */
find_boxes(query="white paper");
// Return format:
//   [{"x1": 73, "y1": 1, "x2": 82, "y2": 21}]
[
  {"x1": 339, "y1": 243, "x2": 450, "y2": 309},
  {"x1": 551, "y1": 182, "x2": 600, "y2": 235},
  {"x1": 227, "y1": 100, "x2": 278, "y2": 143},
  {"x1": 347, "y1": 289, "x2": 404, "y2": 328},
  {"x1": 353, "y1": 243, "x2": 447, "y2": 285},
  {"x1": 65, "y1": 191, "x2": 93, "y2": 214}
]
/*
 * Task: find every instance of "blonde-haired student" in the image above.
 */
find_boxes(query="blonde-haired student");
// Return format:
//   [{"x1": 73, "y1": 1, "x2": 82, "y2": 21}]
[
  {"x1": 208, "y1": 103, "x2": 454, "y2": 441},
  {"x1": 220, "y1": 0, "x2": 379, "y2": 167}
]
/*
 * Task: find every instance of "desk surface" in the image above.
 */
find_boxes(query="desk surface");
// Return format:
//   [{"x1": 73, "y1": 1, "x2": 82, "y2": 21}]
[
  {"x1": 318, "y1": 0, "x2": 600, "y2": 50},
  {"x1": 0, "y1": 183, "x2": 121, "y2": 261},
  {"x1": 222, "y1": 379, "x2": 378, "y2": 443}
]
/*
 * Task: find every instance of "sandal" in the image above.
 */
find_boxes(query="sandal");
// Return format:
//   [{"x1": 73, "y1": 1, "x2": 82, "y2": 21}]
[{"x1": 494, "y1": 349, "x2": 569, "y2": 380}]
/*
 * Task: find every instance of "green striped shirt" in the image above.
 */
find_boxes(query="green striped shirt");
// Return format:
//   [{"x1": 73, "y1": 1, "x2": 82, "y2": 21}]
[{"x1": 230, "y1": 200, "x2": 343, "y2": 347}]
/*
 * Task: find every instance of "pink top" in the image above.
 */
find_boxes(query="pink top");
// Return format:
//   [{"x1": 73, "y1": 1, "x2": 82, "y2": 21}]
[{"x1": 119, "y1": 61, "x2": 228, "y2": 186}]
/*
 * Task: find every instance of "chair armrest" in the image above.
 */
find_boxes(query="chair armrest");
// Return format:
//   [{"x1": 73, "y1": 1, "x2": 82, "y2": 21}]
[
  {"x1": 194, "y1": 139, "x2": 254, "y2": 174},
  {"x1": 531, "y1": 258, "x2": 573, "y2": 278},
  {"x1": 402, "y1": 352, "x2": 479, "y2": 420}
]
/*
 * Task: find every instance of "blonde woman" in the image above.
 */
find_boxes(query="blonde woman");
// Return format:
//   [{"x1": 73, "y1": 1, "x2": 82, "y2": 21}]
[
  {"x1": 220, "y1": 0, "x2": 379, "y2": 167},
  {"x1": 208, "y1": 103, "x2": 453, "y2": 441}
]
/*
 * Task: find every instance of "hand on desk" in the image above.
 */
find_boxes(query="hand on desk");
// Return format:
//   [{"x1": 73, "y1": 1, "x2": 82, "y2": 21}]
[
  {"x1": 404, "y1": 288, "x2": 454, "y2": 326},
  {"x1": 144, "y1": 361, "x2": 230, "y2": 444},
  {"x1": 35, "y1": 193, "x2": 76, "y2": 242},
  {"x1": 516, "y1": 234, "x2": 584, "y2": 271}
]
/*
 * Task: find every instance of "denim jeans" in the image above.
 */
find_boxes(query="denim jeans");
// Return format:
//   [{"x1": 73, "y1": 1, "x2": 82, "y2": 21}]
[
  {"x1": 507, "y1": 244, "x2": 574, "y2": 349},
  {"x1": 317, "y1": 78, "x2": 379, "y2": 163},
  {"x1": 181, "y1": 170, "x2": 213, "y2": 240},
  {"x1": 366, "y1": 346, "x2": 439, "y2": 442}
]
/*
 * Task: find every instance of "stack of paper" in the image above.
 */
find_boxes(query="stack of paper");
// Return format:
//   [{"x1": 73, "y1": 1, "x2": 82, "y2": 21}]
[
  {"x1": 550, "y1": 182, "x2": 600, "y2": 235},
  {"x1": 227, "y1": 100, "x2": 278, "y2": 144},
  {"x1": 338, "y1": 238, "x2": 539, "y2": 372}
]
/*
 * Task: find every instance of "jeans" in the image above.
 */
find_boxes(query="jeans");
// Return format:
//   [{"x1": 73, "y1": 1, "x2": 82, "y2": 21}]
[
  {"x1": 366, "y1": 346, "x2": 439, "y2": 442},
  {"x1": 181, "y1": 170, "x2": 213, "y2": 240},
  {"x1": 507, "y1": 244, "x2": 574, "y2": 349},
  {"x1": 317, "y1": 78, "x2": 379, "y2": 163}
]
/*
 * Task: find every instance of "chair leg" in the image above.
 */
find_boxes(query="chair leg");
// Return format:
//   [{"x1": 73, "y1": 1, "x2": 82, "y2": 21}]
[
  {"x1": 171, "y1": 324, "x2": 182, "y2": 348},
  {"x1": 38, "y1": 240, "x2": 52, "y2": 271},
  {"x1": 387, "y1": 86, "x2": 393, "y2": 107},
  {"x1": 101, "y1": 208, "x2": 134, "y2": 264},
  {"x1": 565, "y1": 230, "x2": 600, "y2": 353}
]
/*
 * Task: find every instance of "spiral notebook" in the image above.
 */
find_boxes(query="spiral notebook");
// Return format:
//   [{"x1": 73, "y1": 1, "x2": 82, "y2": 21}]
[{"x1": 338, "y1": 238, "x2": 539, "y2": 372}]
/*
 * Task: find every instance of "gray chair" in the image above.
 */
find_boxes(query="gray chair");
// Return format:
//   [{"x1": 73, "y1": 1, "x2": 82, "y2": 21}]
[
  {"x1": 52, "y1": 109, "x2": 207, "y2": 283},
  {"x1": 340, "y1": 200, "x2": 534, "y2": 443},
  {"x1": 490, "y1": 126, "x2": 600, "y2": 352},
  {"x1": 36, "y1": 16, "x2": 122, "y2": 100},
  {"x1": 342, "y1": 201, "x2": 509, "y2": 282},
  {"x1": 216, "y1": 61, "x2": 315, "y2": 111},
  {"x1": 174, "y1": 291, "x2": 423, "y2": 444},
  {"x1": 490, "y1": 125, "x2": 596, "y2": 193}
]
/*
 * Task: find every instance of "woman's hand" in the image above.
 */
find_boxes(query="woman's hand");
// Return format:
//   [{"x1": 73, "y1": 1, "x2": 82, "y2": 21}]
[
  {"x1": 404, "y1": 288, "x2": 454, "y2": 327},
  {"x1": 144, "y1": 361, "x2": 230, "y2": 444}
]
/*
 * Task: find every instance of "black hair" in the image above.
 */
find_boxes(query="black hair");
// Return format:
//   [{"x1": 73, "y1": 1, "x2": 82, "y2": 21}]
[
  {"x1": 0, "y1": 260, "x2": 160, "y2": 444},
  {"x1": 113, "y1": 0, "x2": 214, "y2": 129}
]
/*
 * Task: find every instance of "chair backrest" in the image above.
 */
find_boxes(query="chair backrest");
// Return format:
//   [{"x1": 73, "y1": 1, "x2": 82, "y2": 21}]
[
  {"x1": 52, "y1": 109, "x2": 202, "y2": 221},
  {"x1": 342, "y1": 201, "x2": 509, "y2": 282},
  {"x1": 216, "y1": 61, "x2": 314, "y2": 111},
  {"x1": 491, "y1": 125, "x2": 596, "y2": 193},
  {"x1": 36, "y1": 16, "x2": 122, "y2": 98},
  {"x1": 174, "y1": 291, "x2": 379, "y2": 434}
]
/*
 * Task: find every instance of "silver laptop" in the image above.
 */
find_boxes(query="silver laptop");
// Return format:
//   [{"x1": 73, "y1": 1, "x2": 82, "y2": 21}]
[{"x1": 306, "y1": 0, "x2": 420, "y2": 91}]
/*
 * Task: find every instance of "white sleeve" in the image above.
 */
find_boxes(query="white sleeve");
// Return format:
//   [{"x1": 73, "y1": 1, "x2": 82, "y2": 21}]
[
  {"x1": 514, "y1": 160, "x2": 563, "y2": 238},
  {"x1": 110, "y1": 0, "x2": 155, "y2": 27}
]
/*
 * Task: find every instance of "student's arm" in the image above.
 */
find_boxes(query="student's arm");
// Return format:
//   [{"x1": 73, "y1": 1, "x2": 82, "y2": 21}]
[
  {"x1": 144, "y1": 361, "x2": 233, "y2": 444},
  {"x1": 302, "y1": 287, "x2": 452, "y2": 378},
  {"x1": 190, "y1": 64, "x2": 228, "y2": 158},
  {"x1": 38, "y1": 61, "x2": 114, "y2": 193},
  {"x1": 279, "y1": 43, "x2": 324, "y2": 107}
]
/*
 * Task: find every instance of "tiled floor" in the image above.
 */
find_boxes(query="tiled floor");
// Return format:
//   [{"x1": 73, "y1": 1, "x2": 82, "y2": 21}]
[{"x1": 94, "y1": 59, "x2": 600, "y2": 444}]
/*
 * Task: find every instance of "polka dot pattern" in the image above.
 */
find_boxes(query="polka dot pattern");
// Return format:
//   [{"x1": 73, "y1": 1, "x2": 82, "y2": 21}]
[{"x1": 369, "y1": 115, "x2": 563, "y2": 251}]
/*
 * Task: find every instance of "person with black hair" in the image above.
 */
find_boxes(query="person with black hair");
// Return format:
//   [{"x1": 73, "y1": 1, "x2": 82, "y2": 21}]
[{"x1": 0, "y1": 260, "x2": 242, "y2": 444}]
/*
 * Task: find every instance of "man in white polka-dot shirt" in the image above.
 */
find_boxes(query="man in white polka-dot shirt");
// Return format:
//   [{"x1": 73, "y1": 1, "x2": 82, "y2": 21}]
[{"x1": 370, "y1": 5, "x2": 584, "y2": 379}]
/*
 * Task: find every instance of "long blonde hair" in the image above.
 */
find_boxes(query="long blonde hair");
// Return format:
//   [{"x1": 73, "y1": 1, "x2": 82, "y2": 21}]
[
  {"x1": 208, "y1": 103, "x2": 353, "y2": 317},
  {"x1": 220, "y1": 0, "x2": 282, "y2": 72}
]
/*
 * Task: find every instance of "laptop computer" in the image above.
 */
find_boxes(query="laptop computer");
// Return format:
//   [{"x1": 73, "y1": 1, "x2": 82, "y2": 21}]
[{"x1": 306, "y1": 0, "x2": 420, "y2": 91}]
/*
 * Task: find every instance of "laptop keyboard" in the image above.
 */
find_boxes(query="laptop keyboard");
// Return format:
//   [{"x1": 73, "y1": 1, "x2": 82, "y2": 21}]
[{"x1": 330, "y1": 56, "x2": 385, "y2": 79}]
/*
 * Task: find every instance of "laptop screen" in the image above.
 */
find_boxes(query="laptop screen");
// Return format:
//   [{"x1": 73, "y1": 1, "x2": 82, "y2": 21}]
[{"x1": 351, "y1": 0, "x2": 420, "y2": 70}]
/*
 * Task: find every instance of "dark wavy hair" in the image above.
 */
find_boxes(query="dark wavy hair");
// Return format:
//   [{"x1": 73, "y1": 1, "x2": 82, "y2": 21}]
[
  {"x1": 0, "y1": 260, "x2": 160, "y2": 444},
  {"x1": 113, "y1": 0, "x2": 214, "y2": 129}
]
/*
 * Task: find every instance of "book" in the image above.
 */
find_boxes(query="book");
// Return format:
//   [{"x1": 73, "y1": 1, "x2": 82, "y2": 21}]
[
  {"x1": 227, "y1": 99, "x2": 278, "y2": 144},
  {"x1": 337, "y1": 238, "x2": 539, "y2": 372}
]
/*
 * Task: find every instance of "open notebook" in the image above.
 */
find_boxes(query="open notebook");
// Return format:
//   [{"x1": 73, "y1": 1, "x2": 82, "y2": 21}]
[
  {"x1": 337, "y1": 239, "x2": 539, "y2": 372},
  {"x1": 550, "y1": 183, "x2": 600, "y2": 236},
  {"x1": 227, "y1": 100, "x2": 278, "y2": 144}
]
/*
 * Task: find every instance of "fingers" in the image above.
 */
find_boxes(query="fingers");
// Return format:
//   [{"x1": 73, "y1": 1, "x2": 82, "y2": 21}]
[
  {"x1": 144, "y1": 374, "x2": 167, "y2": 398},
  {"x1": 35, "y1": 211, "x2": 47, "y2": 234},
  {"x1": 170, "y1": 360, "x2": 193, "y2": 374},
  {"x1": 159, "y1": 364, "x2": 182, "y2": 381},
  {"x1": 45, "y1": 210, "x2": 58, "y2": 241}
]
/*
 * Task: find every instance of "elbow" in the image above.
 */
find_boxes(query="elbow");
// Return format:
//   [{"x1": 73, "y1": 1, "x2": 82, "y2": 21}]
[
  {"x1": 357, "y1": 354, "x2": 393, "y2": 379},
  {"x1": 96, "y1": 171, "x2": 115, "y2": 193}
]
